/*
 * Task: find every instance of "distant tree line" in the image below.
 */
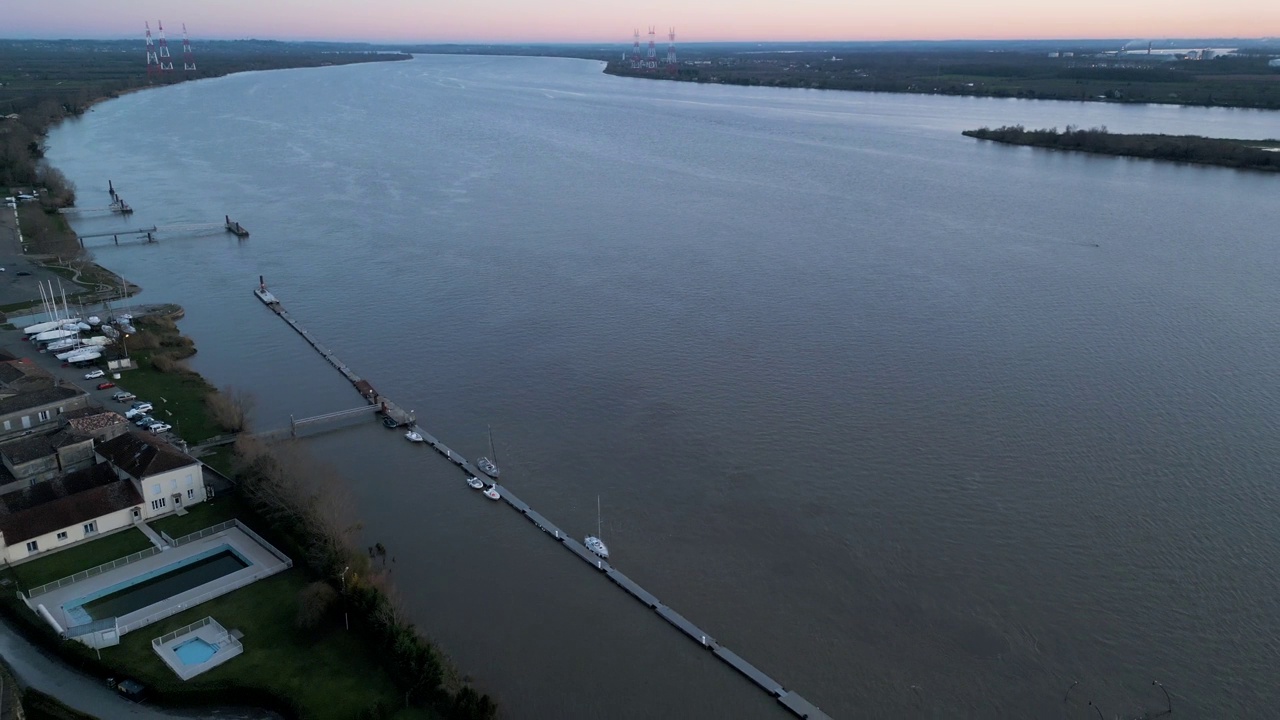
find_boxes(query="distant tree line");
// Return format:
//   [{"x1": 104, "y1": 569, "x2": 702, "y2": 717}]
[
  {"x1": 963, "y1": 125, "x2": 1280, "y2": 172},
  {"x1": 0, "y1": 41, "x2": 410, "y2": 197}
]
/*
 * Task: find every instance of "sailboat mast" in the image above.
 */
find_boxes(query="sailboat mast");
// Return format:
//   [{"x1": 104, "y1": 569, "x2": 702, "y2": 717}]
[{"x1": 597, "y1": 495, "x2": 602, "y2": 538}]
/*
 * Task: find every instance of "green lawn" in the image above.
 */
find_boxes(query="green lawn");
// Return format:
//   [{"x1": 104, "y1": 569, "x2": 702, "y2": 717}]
[
  {"x1": 148, "y1": 498, "x2": 242, "y2": 539},
  {"x1": 111, "y1": 353, "x2": 223, "y2": 444},
  {"x1": 105, "y1": 567, "x2": 432, "y2": 720},
  {"x1": 11, "y1": 528, "x2": 154, "y2": 591}
]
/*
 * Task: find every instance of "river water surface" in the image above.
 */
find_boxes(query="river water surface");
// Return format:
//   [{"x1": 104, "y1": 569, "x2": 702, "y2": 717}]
[{"x1": 45, "y1": 56, "x2": 1280, "y2": 718}]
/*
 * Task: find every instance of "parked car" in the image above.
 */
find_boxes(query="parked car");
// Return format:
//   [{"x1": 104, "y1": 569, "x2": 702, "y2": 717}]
[
  {"x1": 135, "y1": 416, "x2": 159, "y2": 428},
  {"x1": 124, "y1": 407, "x2": 147, "y2": 419},
  {"x1": 84, "y1": 369, "x2": 105, "y2": 379},
  {"x1": 108, "y1": 677, "x2": 147, "y2": 702},
  {"x1": 112, "y1": 391, "x2": 136, "y2": 402},
  {"x1": 97, "y1": 381, "x2": 116, "y2": 390},
  {"x1": 149, "y1": 422, "x2": 172, "y2": 434},
  {"x1": 131, "y1": 401, "x2": 154, "y2": 413}
]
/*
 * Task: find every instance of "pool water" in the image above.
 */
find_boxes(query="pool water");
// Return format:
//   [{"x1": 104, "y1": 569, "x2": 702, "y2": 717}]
[
  {"x1": 77, "y1": 548, "x2": 249, "y2": 621},
  {"x1": 174, "y1": 637, "x2": 218, "y2": 665}
]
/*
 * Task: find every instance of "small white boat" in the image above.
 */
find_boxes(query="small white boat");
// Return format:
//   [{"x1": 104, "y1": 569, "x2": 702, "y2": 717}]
[
  {"x1": 405, "y1": 431, "x2": 424, "y2": 443},
  {"x1": 483, "y1": 484, "x2": 501, "y2": 501},
  {"x1": 584, "y1": 495, "x2": 610, "y2": 559},
  {"x1": 466, "y1": 476, "x2": 485, "y2": 490},
  {"x1": 76, "y1": 322, "x2": 92, "y2": 331},
  {"x1": 84, "y1": 336, "x2": 111, "y2": 346},
  {"x1": 63, "y1": 349, "x2": 102, "y2": 363},
  {"x1": 34, "y1": 328, "x2": 75, "y2": 342},
  {"x1": 87, "y1": 316, "x2": 101, "y2": 326},
  {"x1": 23, "y1": 321, "x2": 62, "y2": 335}
]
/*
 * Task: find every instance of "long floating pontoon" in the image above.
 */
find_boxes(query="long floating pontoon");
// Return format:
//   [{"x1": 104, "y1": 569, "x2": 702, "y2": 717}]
[{"x1": 253, "y1": 277, "x2": 831, "y2": 720}]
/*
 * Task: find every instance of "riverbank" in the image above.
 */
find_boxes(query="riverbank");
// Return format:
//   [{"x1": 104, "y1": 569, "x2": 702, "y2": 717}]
[
  {"x1": 962, "y1": 125, "x2": 1280, "y2": 171},
  {"x1": 601, "y1": 49, "x2": 1280, "y2": 110},
  {"x1": 0, "y1": 314, "x2": 495, "y2": 718}
]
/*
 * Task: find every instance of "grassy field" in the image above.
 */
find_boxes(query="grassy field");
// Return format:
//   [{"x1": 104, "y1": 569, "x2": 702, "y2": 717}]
[
  {"x1": 10, "y1": 528, "x2": 154, "y2": 591},
  {"x1": 3, "y1": 496, "x2": 434, "y2": 720},
  {"x1": 106, "y1": 567, "x2": 431, "y2": 720},
  {"x1": 148, "y1": 497, "x2": 241, "y2": 538},
  {"x1": 111, "y1": 350, "x2": 223, "y2": 443}
]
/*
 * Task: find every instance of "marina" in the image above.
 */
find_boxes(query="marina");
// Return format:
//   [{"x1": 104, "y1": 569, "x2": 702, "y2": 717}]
[{"x1": 251, "y1": 277, "x2": 831, "y2": 720}]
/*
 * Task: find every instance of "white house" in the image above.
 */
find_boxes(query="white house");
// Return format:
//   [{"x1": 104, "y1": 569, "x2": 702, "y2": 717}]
[
  {"x1": 0, "y1": 464, "x2": 143, "y2": 563},
  {"x1": 0, "y1": 431, "x2": 210, "y2": 565},
  {"x1": 94, "y1": 431, "x2": 208, "y2": 519}
]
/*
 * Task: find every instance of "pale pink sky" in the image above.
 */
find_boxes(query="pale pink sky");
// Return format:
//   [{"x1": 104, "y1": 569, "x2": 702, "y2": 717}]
[{"x1": 4, "y1": 0, "x2": 1277, "y2": 42}]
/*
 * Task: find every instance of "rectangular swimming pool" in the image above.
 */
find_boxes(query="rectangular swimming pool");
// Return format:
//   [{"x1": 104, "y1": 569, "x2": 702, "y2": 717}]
[{"x1": 68, "y1": 545, "x2": 250, "y2": 622}]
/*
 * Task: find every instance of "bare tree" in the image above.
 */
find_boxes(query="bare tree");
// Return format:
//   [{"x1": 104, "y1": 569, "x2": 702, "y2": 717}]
[
  {"x1": 208, "y1": 386, "x2": 256, "y2": 433},
  {"x1": 295, "y1": 581, "x2": 338, "y2": 629}
]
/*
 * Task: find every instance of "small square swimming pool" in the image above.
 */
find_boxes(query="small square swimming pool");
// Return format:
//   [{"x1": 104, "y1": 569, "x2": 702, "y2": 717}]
[{"x1": 174, "y1": 637, "x2": 219, "y2": 666}]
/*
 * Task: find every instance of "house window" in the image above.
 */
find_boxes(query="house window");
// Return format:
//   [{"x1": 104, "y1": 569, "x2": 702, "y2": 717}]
[
  {"x1": 25, "y1": 540, "x2": 37, "y2": 553},
  {"x1": 37, "y1": 410, "x2": 51, "y2": 422},
  {"x1": 171, "y1": 478, "x2": 178, "y2": 491},
  {"x1": 57, "y1": 531, "x2": 68, "y2": 541},
  {"x1": 83, "y1": 521, "x2": 97, "y2": 536},
  {"x1": 186, "y1": 474, "x2": 194, "y2": 487},
  {"x1": 2, "y1": 420, "x2": 9, "y2": 431},
  {"x1": 187, "y1": 488, "x2": 195, "y2": 499},
  {"x1": 151, "y1": 498, "x2": 166, "y2": 511},
  {"x1": 152, "y1": 483, "x2": 161, "y2": 496}
]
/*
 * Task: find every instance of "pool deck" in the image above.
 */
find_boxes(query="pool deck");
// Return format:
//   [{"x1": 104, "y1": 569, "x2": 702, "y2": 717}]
[
  {"x1": 153, "y1": 617, "x2": 243, "y2": 681},
  {"x1": 29, "y1": 526, "x2": 284, "y2": 635}
]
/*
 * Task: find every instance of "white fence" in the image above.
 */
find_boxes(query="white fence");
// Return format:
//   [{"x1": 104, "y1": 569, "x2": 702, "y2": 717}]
[
  {"x1": 27, "y1": 546, "x2": 164, "y2": 598},
  {"x1": 151, "y1": 616, "x2": 214, "y2": 648}
]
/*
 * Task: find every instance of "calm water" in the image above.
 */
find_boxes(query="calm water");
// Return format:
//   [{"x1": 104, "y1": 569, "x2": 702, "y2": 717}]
[{"x1": 46, "y1": 56, "x2": 1280, "y2": 718}]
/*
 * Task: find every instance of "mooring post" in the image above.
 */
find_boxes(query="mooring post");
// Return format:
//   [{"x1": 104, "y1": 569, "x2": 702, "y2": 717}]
[{"x1": 290, "y1": 414, "x2": 296, "y2": 439}]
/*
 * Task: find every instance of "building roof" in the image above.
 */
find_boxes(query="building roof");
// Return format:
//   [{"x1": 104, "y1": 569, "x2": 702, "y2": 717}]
[
  {"x1": 0, "y1": 359, "x2": 55, "y2": 393},
  {"x1": 0, "y1": 464, "x2": 141, "y2": 544},
  {"x1": 0, "y1": 430, "x2": 91, "y2": 466},
  {"x1": 0, "y1": 386, "x2": 84, "y2": 416},
  {"x1": 95, "y1": 431, "x2": 195, "y2": 479},
  {"x1": 64, "y1": 410, "x2": 129, "y2": 435}
]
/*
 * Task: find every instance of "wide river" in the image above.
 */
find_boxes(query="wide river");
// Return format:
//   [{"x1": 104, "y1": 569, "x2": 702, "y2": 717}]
[{"x1": 46, "y1": 56, "x2": 1280, "y2": 718}]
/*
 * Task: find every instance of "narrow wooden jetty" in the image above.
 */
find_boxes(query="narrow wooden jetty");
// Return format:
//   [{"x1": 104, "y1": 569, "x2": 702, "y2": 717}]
[
  {"x1": 252, "y1": 277, "x2": 831, "y2": 720},
  {"x1": 225, "y1": 215, "x2": 250, "y2": 237}
]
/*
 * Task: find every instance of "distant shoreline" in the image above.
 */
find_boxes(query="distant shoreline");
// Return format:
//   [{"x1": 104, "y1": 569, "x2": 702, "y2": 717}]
[{"x1": 963, "y1": 125, "x2": 1280, "y2": 172}]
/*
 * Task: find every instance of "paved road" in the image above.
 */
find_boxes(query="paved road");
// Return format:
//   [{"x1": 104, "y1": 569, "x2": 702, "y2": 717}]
[
  {"x1": 0, "y1": 617, "x2": 278, "y2": 719},
  {"x1": 0, "y1": 205, "x2": 79, "y2": 310}
]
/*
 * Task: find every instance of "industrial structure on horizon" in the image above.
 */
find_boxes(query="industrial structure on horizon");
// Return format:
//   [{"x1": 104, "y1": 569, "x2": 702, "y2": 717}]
[
  {"x1": 144, "y1": 21, "x2": 196, "y2": 80},
  {"x1": 626, "y1": 26, "x2": 678, "y2": 73}
]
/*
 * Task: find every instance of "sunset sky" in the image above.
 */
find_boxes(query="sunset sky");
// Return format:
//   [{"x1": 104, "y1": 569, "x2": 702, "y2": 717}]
[{"x1": 4, "y1": 0, "x2": 1278, "y2": 43}]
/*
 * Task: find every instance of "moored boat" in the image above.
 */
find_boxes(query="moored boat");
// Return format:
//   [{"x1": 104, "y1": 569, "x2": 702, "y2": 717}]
[
  {"x1": 584, "y1": 495, "x2": 609, "y2": 559},
  {"x1": 466, "y1": 476, "x2": 485, "y2": 490},
  {"x1": 405, "y1": 431, "x2": 424, "y2": 443},
  {"x1": 483, "y1": 484, "x2": 501, "y2": 501}
]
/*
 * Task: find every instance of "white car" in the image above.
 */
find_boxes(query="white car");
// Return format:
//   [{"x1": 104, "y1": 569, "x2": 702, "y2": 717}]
[
  {"x1": 149, "y1": 423, "x2": 172, "y2": 434},
  {"x1": 84, "y1": 369, "x2": 105, "y2": 379},
  {"x1": 125, "y1": 407, "x2": 147, "y2": 420},
  {"x1": 131, "y1": 402, "x2": 154, "y2": 413}
]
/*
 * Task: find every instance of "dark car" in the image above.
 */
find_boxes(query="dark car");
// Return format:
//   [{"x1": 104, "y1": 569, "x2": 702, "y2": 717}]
[
  {"x1": 108, "y1": 677, "x2": 147, "y2": 701},
  {"x1": 97, "y1": 381, "x2": 116, "y2": 390},
  {"x1": 15, "y1": 271, "x2": 30, "y2": 276}
]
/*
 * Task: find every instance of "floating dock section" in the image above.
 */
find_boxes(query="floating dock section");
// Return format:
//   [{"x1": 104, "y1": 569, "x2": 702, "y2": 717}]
[
  {"x1": 252, "y1": 278, "x2": 831, "y2": 719},
  {"x1": 225, "y1": 215, "x2": 250, "y2": 237}
]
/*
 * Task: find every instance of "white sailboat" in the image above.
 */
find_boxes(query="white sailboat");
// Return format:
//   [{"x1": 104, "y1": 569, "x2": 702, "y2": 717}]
[
  {"x1": 475, "y1": 424, "x2": 501, "y2": 479},
  {"x1": 585, "y1": 496, "x2": 609, "y2": 559}
]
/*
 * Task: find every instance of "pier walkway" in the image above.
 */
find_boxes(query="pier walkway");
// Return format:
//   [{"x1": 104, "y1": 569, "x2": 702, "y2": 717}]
[{"x1": 252, "y1": 280, "x2": 831, "y2": 720}]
